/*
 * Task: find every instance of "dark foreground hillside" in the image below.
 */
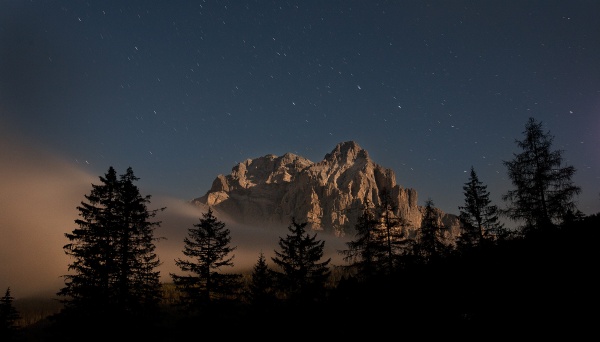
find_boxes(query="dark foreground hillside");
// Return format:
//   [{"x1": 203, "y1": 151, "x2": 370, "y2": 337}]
[{"x1": 10, "y1": 214, "x2": 598, "y2": 341}]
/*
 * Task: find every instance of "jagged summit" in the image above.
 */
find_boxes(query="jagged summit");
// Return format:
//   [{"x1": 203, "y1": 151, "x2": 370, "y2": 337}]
[
  {"x1": 193, "y1": 142, "x2": 460, "y2": 237},
  {"x1": 322, "y1": 141, "x2": 369, "y2": 165}
]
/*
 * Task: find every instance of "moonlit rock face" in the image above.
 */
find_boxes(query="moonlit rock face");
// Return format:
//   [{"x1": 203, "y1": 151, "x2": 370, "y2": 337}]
[{"x1": 193, "y1": 141, "x2": 460, "y2": 237}]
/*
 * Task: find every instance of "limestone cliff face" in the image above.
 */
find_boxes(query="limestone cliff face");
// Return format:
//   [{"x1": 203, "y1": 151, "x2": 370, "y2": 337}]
[{"x1": 193, "y1": 141, "x2": 459, "y2": 237}]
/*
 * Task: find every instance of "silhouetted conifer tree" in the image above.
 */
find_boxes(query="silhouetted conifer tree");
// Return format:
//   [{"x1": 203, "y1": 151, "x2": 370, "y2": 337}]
[
  {"x1": 58, "y1": 166, "x2": 164, "y2": 323},
  {"x1": 338, "y1": 197, "x2": 381, "y2": 279},
  {"x1": 170, "y1": 208, "x2": 241, "y2": 311},
  {"x1": 502, "y1": 117, "x2": 581, "y2": 236},
  {"x1": 377, "y1": 189, "x2": 414, "y2": 273},
  {"x1": 247, "y1": 251, "x2": 276, "y2": 307},
  {"x1": 271, "y1": 218, "x2": 331, "y2": 304},
  {"x1": 458, "y1": 166, "x2": 506, "y2": 249},
  {"x1": 0, "y1": 287, "x2": 21, "y2": 339},
  {"x1": 416, "y1": 198, "x2": 449, "y2": 263},
  {"x1": 339, "y1": 190, "x2": 416, "y2": 280}
]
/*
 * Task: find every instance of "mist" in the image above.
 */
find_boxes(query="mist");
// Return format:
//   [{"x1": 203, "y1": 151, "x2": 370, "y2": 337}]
[
  {"x1": 0, "y1": 132, "x2": 96, "y2": 299},
  {"x1": 0, "y1": 132, "x2": 351, "y2": 299},
  {"x1": 157, "y1": 197, "x2": 351, "y2": 279}
]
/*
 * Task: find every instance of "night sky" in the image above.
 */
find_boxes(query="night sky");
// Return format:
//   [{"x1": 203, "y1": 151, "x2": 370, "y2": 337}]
[{"x1": 2, "y1": 0, "x2": 599, "y2": 298}]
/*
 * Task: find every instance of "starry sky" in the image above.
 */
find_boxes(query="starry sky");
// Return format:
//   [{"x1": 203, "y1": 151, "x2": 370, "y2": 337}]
[{"x1": 2, "y1": 0, "x2": 599, "y2": 298}]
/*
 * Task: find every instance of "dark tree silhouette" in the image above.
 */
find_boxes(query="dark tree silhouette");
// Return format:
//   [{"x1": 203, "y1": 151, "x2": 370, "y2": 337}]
[
  {"x1": 377, "y1": 189, "x2": 414, "y2": 273},
  {"x1": 271, "y1": 218, "x2": 331, "y2": 304},
  {"x1": 502, "y1": 117, "x2": 581, "y2": 235},
  {"x1": 170, "y1": 208, "x2": 241, "y2": 311},
  {"x1": 57, "y1": 166, "x2": 164, "y2": 322},
  {"x1": 458, "y1": 166, "x2": 506, "y2": 249},
  {"x1": 0, "y1": 287, "x2": 21, "y2": 339},
  {"x1": 416, "y1": 198, "x2": 449, "y2": 264},
  {"x1": 247, "y1": 251, "x2": 276, "y2": 307},
  {"x1": 338, "y1": 192, "x2": 413, "y2": 279},
  {"x1": 338, "y1": 197, "x2": 381, "y2": 279}
]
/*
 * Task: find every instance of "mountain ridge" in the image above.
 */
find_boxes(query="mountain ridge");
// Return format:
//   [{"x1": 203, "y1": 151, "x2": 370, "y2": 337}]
[{"x1": 192, "y1": 141, "x2": 460, "y2": 238}]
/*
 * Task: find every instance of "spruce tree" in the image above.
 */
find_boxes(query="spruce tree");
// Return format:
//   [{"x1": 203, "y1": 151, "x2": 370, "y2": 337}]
[
  {"x1": 247, "y1": 251, "x2": 276, "y2": 307},
  {"x1": 0, "y1": 287, "x2": 21, "y2": 339},
  {"x1": 271, "y1": 218, "x2": 331, "y2": 304},
  {"x1": 170, "y1": 208, "x2": 241, "y2": 311},
  {"x1": 502, "y1": 117, "x2": 581, "y2": 235},
  {"x1": 116, "y1": 168, "x2": 164, "y2": 312},
  {"x1": 458, "y1": 166, "x2": 506, "y2": 249},
  {"x1": 58, "y1": 166, "x2": 164, "y2": 323}
]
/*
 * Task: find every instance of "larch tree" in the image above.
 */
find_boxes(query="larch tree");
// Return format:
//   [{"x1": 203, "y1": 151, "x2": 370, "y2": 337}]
[
  {"x1": 416, "y1": 198, "x2": 449, "y2": 264},
  {"x1": 377, "y1": 188, "x2": 414, "y2": 273},
  {"x1": 170, "y1": 207, "x2": 241, "y2": 311},
  {"x1": 338, "y1": 197, "x2": 382, "y2": 280},
  {"x1": 339, "y1": 191, "x2": 413, "y2": 279},
  {"x1": 58, "y1": 166, "x2": 165, "y2": 324},
  {"x1": 271, "y1": 218, "x2": 331, "y2": 304},
  {"x1": 502, "y1": 117, "x2": 581, "y2": 236},
  {"x1": 458, "y1": 166, "x2": 506, "y2": 249}
]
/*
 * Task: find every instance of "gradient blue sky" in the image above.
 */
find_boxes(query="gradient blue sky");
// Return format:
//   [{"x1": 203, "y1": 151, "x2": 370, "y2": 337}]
[{"x1": 2, "y1": 0, "x2": 599, "y2": 297}]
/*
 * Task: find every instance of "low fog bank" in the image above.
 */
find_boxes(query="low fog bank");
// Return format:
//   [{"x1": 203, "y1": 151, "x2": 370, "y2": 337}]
[
  {"x1": 152, "y1": 197, "x2": 352, "y2": 282},
  {"x1": 0, "y1": 133, "x2": 351, "y2": 300},
  {"x1": 0, "y1": 132, "x2": 97, "y2": 299}
]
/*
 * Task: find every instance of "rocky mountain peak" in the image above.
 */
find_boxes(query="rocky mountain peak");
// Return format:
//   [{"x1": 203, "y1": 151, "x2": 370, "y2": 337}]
[
  {"x1": 322, "y1": 141, "x2": 369, "y2": 166},
  {"x1": 192, "y1": 142, "x2": 460, "y2": 238}
]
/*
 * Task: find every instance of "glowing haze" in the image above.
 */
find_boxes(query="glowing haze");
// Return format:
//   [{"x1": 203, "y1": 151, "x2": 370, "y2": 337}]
[{"x1": 0, "y1": 129, "x2": 348, "y2": 298}]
